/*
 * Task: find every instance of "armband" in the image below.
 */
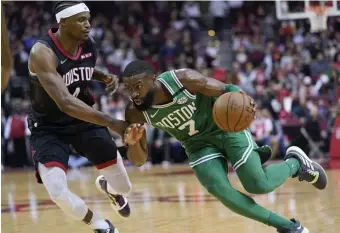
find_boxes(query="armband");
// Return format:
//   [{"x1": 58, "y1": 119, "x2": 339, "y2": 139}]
[{"x1": 224, "y1": 84, "x2": 242, "y2": 93}]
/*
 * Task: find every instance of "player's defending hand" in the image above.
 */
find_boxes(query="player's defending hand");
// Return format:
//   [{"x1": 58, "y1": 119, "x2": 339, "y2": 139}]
[
  {"x1": 239, "y1": 90, "x2": 257, "y2": 119},
  {"x1": 124, "y1": 124, "x2": 145, "y2": 146},
  {"x1": 104, "y1": 74, "x2": 119, "y2": 95}
]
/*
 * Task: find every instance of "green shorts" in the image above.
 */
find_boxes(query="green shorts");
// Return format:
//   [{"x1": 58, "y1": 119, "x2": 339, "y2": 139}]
[{"x1": 185, "y1": 130, "x2": 272, "y2": 170}]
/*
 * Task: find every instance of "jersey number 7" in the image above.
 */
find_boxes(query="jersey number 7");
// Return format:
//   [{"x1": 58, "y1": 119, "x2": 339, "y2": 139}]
[{"x1": 179, "y1": 119, "x2": 199, "y2": 136}]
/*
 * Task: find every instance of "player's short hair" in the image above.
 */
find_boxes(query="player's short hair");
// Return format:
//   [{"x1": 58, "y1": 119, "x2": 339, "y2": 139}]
[
  {"x1": 53, "y1": 1, "x2": 84, "y2": 15},
  {"x1": 122, "y1": 60, "x2": 155, "y2": 78}
]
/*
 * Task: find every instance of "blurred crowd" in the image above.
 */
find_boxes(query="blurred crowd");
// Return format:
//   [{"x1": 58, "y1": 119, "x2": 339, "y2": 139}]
[
  {"x1": 228, "y1": 2, "x2": 340, "y2": 159},
  {"x1": 1, "y1": 1, "x2": 339, "y2": 169}
]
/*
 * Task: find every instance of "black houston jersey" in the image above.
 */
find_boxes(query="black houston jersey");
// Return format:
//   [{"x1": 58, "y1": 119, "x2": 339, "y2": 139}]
[{"x1": 28, "y1": 28, "x2": 97, "y2": 132}]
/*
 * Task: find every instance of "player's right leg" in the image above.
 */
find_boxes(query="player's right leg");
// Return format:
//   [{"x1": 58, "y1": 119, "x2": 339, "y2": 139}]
[
  {"x1": 227, "y1": 130, "x2": 327, "y2": 193},
  {"x1": 192, "y1": 155, "x2": 309, "y2": 233},
  {"x1": 30, "y1": 130, "x2": 118, "y2": 233},
  {"x1": 70, "y1": 126, "x2": 132, "y2": 218}
]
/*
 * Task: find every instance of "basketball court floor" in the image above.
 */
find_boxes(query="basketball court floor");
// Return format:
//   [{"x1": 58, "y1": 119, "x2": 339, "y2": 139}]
[{"x1": 2, "y1": 165, "x2": 340, "y2": 233}]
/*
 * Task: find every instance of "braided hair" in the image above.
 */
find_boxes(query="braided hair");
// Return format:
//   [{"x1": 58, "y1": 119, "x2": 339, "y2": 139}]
[{"x1": 53, "y1": 1, "x2": 84, "y2": 15}]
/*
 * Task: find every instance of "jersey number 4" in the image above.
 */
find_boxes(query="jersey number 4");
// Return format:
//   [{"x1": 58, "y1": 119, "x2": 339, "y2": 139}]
[
  {"x1": 72, "y1": 87, "x2": 80, "y2": 98},
  {"x1": 179, "y1": 119, "x2": 199, "y2": 136}
]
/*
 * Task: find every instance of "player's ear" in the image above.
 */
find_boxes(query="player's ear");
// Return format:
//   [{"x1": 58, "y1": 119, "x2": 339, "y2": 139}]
[
  {"x1": 152, "y1": 74, "x2": 157, "y2": 83},
  {"x1": 59, "y1": 18, "x2": 67, "y2": 28}
]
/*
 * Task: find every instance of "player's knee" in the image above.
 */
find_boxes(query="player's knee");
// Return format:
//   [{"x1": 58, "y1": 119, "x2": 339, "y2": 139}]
[
  {"x1": 45, "y1": 179, "x2": 68, "y2": 202},
  {"x1": 205, "y1": 184, "x2": 239, "y2": 208},
  {"x1": 39, "y1": 165, "x2": 69, "y2": 201},
  {"x1": 205, "y1": 184, "x2": 229, "y2": 200},
  {"x1": 243, "y1": 180, "x2": 273, "y2": 194}
]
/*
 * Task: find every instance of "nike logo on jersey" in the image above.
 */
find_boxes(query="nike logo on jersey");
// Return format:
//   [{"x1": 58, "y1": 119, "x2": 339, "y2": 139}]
[
  {"x1": 150, "y1": 109, "x2": 160, "y2": 118},
  {"x1": 61, "y1": 59, "x2": 68, "y2": 64}
]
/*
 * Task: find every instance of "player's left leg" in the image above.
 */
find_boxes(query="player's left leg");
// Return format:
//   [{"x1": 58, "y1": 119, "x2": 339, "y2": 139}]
[
  {"x1": 193, "y1": 157, "x2": 308, "y2": 232},
  {"x1": 70, "y1": 126, "x2": 132, "y2": 218},
  {"x1": 225, "y1": 130, "x2": 328, "y2": 194}
]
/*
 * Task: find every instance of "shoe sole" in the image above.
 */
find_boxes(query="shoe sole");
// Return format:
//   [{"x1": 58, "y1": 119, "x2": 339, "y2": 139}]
[
  {"x1": 287, "y1": 146, "x2": 328, "y2": 189},
  {"x1": 95, "y1": 175, "x2": 129, "y2": 219}
]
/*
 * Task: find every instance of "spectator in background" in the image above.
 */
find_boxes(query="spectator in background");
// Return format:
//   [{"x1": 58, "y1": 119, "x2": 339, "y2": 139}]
[
  {"x1": 4, "y1": 99, "x2": 30, "y2": 168},
  {"x1": 2, "y1": 1, "x2": 338, "y2": 168},
  {"x1": 304, "y1": 106, "x2": 322, "y2": 144},
  {"x1": 209, "y1": 1, "x2": 230, "y2": 39},
  {"x1": 310, "y1": 52, "x2": 329, "y2": 76},
  {"x1": 250, "y1": 108, "x2": 274, "y2": 148},
  {"x1": 13, "y1": 42, "x2": 29, "y2": 77}
]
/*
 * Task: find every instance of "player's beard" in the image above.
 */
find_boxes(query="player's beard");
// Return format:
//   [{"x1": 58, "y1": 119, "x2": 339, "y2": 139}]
[{"x1": 133, "y1": 90, "x2": 155, "y2": 111}]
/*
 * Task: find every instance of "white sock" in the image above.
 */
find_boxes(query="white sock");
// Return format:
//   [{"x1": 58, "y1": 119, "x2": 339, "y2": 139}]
[
  {"x1": 99, "y1": 151, "x2": 132, "y2": 195},
  {"x1": 89, "y1": 211, "x2": 109, "y2": 230}
]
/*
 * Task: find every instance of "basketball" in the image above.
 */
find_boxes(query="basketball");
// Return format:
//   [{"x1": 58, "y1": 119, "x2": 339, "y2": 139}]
[{"x1": 212, "y1": 92, "x2": 255, "y2": 132}]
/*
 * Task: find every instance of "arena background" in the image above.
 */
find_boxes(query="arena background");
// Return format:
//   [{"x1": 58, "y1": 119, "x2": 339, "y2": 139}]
[{"x1": 1, "y1": 1, "x2": 339, "y2": 170}]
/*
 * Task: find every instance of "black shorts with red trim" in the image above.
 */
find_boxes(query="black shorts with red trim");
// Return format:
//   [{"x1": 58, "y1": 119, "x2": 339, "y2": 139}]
[{"x1": 30, "y1": 125, "x2": 118, "y2": 183}]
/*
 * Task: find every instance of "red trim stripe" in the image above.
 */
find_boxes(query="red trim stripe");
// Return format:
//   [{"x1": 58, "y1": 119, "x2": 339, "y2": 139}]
[
  {"x1": 48, "y1": 29, "x2": 83, "y2": 60},
  {"x1": 43, "y1": 162, "x2": 68, "y2": 173},
  {"x1": 96, "y1": 159, "x2": 117, "y2": 170}
]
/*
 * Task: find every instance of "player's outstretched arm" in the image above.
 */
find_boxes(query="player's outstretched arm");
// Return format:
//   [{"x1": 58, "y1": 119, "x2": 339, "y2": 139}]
[
  {"x1": 124, "y1": 102, "x2": 148, "y2": 167},
  {"x1": 175, "y1": 69, "x2": 242, "y2": 97},
  {"x1": 29, "y1": 42, "x2": 128, "y2": 136},
  {"x1": 1, "y1": 8, "x2": 13, "y2": 93}
]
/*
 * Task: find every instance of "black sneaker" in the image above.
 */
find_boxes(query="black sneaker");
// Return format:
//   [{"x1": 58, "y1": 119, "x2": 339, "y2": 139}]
[
  {"x1": 93, "y1": 219, "x2": 119, "y2": 233},
  {"x1": 277, "y1": 219, "x2": 309, "y2": 233},
  {"x1": 95, "y1": 175, "x2": 131, "y2": 218},
  {"x1": 285, "y1": 146, "x2": 328, "y2": 190}
]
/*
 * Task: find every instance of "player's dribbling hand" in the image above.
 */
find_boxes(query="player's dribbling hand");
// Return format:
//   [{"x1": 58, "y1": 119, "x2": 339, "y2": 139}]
[
  {"x1": 239, "y1": 90, "x2": 257, "y2": 119},
  {"x1": 124, "y1": 123, "x2": 145, "y2": 146},
  {"x1": 104, "y1": 74, "x2": 119, "y2": 95}
]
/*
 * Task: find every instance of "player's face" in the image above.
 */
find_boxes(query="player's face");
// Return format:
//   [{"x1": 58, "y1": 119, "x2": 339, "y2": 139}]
[
  {"x1": 63, "y1": 12, "x2": 91, "y2": 41},
  {"x1": 123, "y1": 74, "x2": 156, "y2": 111}
]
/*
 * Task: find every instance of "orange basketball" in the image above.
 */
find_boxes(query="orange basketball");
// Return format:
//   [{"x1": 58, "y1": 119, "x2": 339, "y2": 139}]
[{"x1": 212, "y1": 92, "x2": 255, "y2": 133}]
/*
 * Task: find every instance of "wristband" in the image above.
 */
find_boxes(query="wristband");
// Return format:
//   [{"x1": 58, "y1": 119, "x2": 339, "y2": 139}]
[{"x1": 224, "y1": 84, "x2": 242, "y2": 93}]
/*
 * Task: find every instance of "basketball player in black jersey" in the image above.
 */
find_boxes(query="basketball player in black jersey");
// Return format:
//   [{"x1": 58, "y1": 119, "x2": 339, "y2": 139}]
[{"x1": 28, "y1": 2, "x2": 145, "y2": 232}]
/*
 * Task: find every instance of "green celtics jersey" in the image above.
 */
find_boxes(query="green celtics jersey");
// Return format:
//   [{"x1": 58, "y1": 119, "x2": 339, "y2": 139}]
[{"x1": 142, "y1": 70, "x2": 223, "y2": 150}]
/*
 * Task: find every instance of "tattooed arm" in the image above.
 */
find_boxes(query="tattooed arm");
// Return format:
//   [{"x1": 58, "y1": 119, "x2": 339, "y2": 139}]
[{"x1": 174, "y1": 69, "x2": 242, "y2": 97}]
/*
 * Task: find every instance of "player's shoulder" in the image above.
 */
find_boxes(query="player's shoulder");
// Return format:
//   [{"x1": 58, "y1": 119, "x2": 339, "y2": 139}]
[
  {"x1": 30, "y1": 41, "x2": 55, "y2": 60},
  {"x1": 173, "y1": 68, "x2": 203, "y2": 81},
  {"x1": 158, "y1": 68, "x2": 197, "y2": 80},
  {"x1": 125, "y1": 101, "x2": 146, "y2": 124}
]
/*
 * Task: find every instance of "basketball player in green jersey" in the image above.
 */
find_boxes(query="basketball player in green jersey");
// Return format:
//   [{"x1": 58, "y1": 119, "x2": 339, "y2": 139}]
[{"x1": 120, "y1": 60, "x2": 328, "y2": 233}]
